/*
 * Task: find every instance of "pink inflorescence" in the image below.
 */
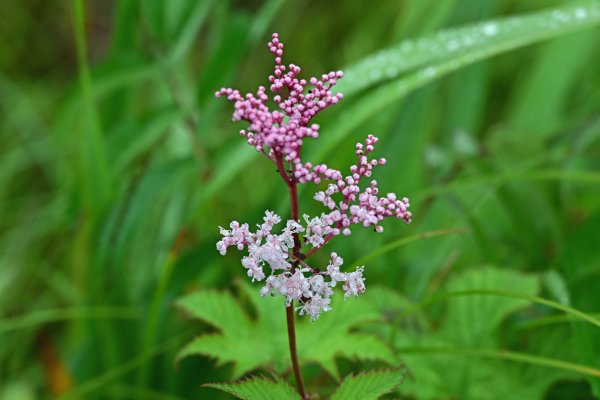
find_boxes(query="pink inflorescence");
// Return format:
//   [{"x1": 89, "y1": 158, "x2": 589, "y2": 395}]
[
  {"x1": 215, "y1": 33, "x2": 412, "y2": 321},
  {"x1": 216, "y1": 33, "x2": 343, "y2": 165},
  {"x1": 308, "y1": 134, "x2": 412, "y2": 241}
]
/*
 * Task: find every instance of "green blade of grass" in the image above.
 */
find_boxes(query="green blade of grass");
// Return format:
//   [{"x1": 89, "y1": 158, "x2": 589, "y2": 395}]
[
  {"x1": 440, "y1": 290, "x2": 600, "y2": 330},
  {"x1": 514, "y1": 313, "x2": 600, "y2": 332},
  {"x1": 71, "y1": 0, "x2": 113, "y2": 216},
  {"x1": 393, "y1": 290, "x2": 600, "y2": 337},
  {"x1": 415, "y1": 169, "x2": 600, "y2": 200},
  {"x1": 312, "y1": 2, "x2": 600, "y2": 164},
  {"x1": 0, "y1": 308, "x2": 139, "y2": 335},
  {"x1": 167, "y1": 0, "x2": 215, "y2": 65},
  {"x1": 136, "y1": 239, "x2": 180, "y2": 387},
  {"x1": 402, "y1": 289, "x2": 600, "y2": 332},
  {"x1": 57, "y1": 333, "x2": 187, "y2": 400},
  {"x1": 397, "y1": 347, "x2": 600, "y2": 378},
  {"x1": 349, "y1": 227, "x2": 471, "y2": 268},
  {"x1": 195, "y1": 2, "x2": 600, "y2": 219},
  {"x1": 337, "y1": 1, "x2": 600, "y2": 96}
]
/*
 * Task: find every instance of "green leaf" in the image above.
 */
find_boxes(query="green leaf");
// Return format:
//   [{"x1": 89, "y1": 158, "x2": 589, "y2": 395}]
[
  {"x1": 98, "y1": 158, "x2": 196, "y2": 265},
  {"x1": 191, "y1": 142, "x2": 256, "y2": 214},
  {"x1": 507, "y1": 30, "x2": 598, "y2": 137},
  {"x1": 330, "y1": 368, "x2": 406, "y2": 400},
  {"x1": 167, "y1": 0, "x2": 215, "y2": 65},
  {"x1": 312, "y1": 1, "x2": 600, "y2": 164},
  {"x1": 296, "y1": 291, "x2": 396, "y2": 379},
  {"x1": 390, "y1": 267, "x2": 593, "y2": 399},
  {"x1": 176, "y1": 288, "x2": 274, "y2": 377},
  {"x1": 204, "y1": 376, "x2": 301, "y2": 400},
  {"x1": 542, "y1": 270, "x2": 571, "y2": 306},
  {"x1": 351, "y1": 227, "x2": 470, "y2": 269},
  {"x1": 556, "y1": 214, "x2": 600, "y2": 396},
  {"x1": 72, "y1": 0, "x2": 114, "y2": 216},
  {"x1": 195, "y1": 2, "x2": 600, "y2": 223},
  {"x1": 139, "y1": 0, "x2": 214, "y2": 65},
  {"x1": 337, "y1": 1, "x2": 600, "y2": 97},
  {"x1": 441, "y1": 266, "x2": 539, "y2": 346},
  {"x1": 176, "y1": 282, "x2": 395, "y2": 378},
  {"x1": 108, "y1": 107, "x2": 183, "y2": 173}
]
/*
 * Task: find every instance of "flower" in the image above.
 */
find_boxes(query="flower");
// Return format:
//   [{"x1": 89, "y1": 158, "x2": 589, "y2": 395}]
[
  {"x1": 343, "y1": 267, "x2": 366, "y2": 299},
  {"x1": 216, "y1": 33, "x2": 343, "y2": 165},
  {"x1": 217, "y1": 211, "x2": 375, "y2": 320},
  {"x1": 215, "y1": 33, "x2": 412, "y2": 321},
  {"x1": 311, "y1": 135, "x2": 412, "y2": 235}
]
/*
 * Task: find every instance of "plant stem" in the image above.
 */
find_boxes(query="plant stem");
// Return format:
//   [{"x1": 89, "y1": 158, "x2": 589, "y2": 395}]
[
  {"x1": 286, "y1": 304, "x2": 306, "y2": 398},
  {"x1": 276, "y1": 154, "x2": 307, "y2": 399}
]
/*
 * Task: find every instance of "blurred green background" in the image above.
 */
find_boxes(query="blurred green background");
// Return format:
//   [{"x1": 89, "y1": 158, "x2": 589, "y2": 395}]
[{"x1": 1, "y1": 0, "x2": 600, "y2": 399}]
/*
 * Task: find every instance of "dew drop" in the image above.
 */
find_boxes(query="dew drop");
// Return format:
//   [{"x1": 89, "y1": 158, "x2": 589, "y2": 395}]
[
  {"x1": 575, "y1": 8, "x2": 587, "y2": 20},
  {"x1": 447, "y1": 40, "x2": 459, "y2": 51},
  {"x1": 421, "y1": 66, "x2": 437, "y2": 78},
  {"x1": 482, "y1": 22, "x2": 498, "y2": 36}
]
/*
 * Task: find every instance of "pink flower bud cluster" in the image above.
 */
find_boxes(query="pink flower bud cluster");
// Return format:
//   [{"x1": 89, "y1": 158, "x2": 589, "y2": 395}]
[
  {"x1": 303, "y1": 135, "x2": 412, "y2": 245},
  {"x1": 217, "y1": 211, "x2": 366, "y2": 320},
  {"x1": 215, "y1": 33, "x2": 343, "y2": 164}
]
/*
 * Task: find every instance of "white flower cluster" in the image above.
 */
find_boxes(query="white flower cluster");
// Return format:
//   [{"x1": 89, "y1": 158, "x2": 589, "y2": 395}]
[{"x1": 217, "y1": 211, "x2": 366, "y2": 320}]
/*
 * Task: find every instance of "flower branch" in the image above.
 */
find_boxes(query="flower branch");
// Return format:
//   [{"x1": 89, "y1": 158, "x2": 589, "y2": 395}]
[{"x1": 215, "y1": 32, "x2": 412, "y2": 398}]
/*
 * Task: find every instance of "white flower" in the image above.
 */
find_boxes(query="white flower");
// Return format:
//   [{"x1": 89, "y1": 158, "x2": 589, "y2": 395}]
[
  {"x1": 251, "y1": 236, "x2": 291, "y2": 271},
  {"x1": 217, "y1": 210, "x2": 370, "y2": 321},
  {"x1": 216, "y1": 221, "x2": 252, "y2": 255},
  {"x1": 326, "y1": 252, "x2": 346, "y2": 286},
  {"x1": 241, "y1": 256, "x2": 265, "y2": 281},
  {"x1": 343, "y1": 266, "x2": 366, "y2": 299},
  {"x1": 280, "y1": 270, "x2": 311, "y2": 305},
  {"x1": 303, "y1": 214, "x2": 340, "y2": 248},
  {"x1": 297, "y1": 294, "x2": 332, "y2": 321}
]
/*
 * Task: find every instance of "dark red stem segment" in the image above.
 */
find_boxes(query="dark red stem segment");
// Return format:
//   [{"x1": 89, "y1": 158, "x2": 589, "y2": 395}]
[
  {"x1": 286, "y1": 303, "x2": 306, "y2": 399},
  {"x1": 276, "y1": 154, "x2": 307, "y2": 399}
]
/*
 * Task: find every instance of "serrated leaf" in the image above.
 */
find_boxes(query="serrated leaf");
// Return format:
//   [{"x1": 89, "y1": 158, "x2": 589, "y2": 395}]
[
  {"x1": 330, "y1": 368, "x2": 406, "y2": 400},
  {"x1": 176, "y1": 288, "x2": 279, "y2": 376},
  {"x1": 442, "y1": 266, "x2": 539, "y2": 346},
  {"x1": 176, "y1": 282, "x2": 395, "y2": 378},
  {"x1": 240, "y1": 282, "x2": 396, "y2": 379},
  {"x1": 392, "y1": 267, "x2": 584, "y2": 400},
  {"x1": 204, "y1": 376, "x2": 301, "y2": 400},
  {"x1": 177, "y1": 290, "x2": 253, "y2": 334},
  {"x1": 556, "y1": 214, "x2": 600, "y2": 396}
]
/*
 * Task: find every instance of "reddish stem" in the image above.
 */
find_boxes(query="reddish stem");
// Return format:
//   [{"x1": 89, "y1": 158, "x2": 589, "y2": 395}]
[
  {"x1": 286, "y1": 304, "x2": 306, "y2": 399},
  {"x1": 275, "y1": 153, "x2": 307, "y2": 399}
]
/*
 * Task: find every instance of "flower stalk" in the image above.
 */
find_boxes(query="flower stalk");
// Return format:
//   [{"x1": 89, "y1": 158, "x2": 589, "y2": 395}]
[
  {"x1": 214, "y1": 32, "x2": 412, "y2": 399},
  {"x1": 286, "y1": 303, "x2": 306, "y2": 398},
  {"x1": 285, "y1": 160, "x2": 307, "y2": 398}
]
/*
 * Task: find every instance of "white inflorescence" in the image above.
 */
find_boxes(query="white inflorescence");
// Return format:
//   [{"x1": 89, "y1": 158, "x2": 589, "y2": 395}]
[{"x1": 217, "y1": 211, "x2": 366, "y2": 321}]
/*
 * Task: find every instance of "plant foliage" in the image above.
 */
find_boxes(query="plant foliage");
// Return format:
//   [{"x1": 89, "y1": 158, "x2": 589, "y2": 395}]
[
  {"x1": 204, "y1": 376, "x2": 301, "y2": 400},
  {"x1": 330, "y1": 368, "x2": 406, "y2": 400},
  {"x1": 177, "y1": 283, "x2": 395, "y2": 379}
]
